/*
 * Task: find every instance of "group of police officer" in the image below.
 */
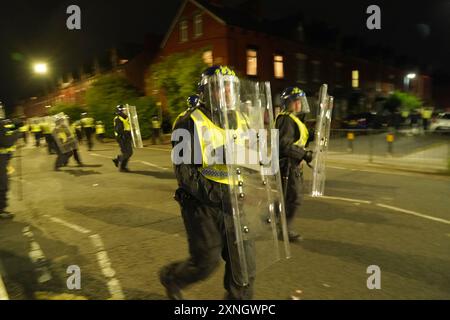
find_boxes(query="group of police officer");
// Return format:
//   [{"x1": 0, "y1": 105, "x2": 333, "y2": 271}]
[
  {"x1": 0, "y1": 64, "x2": 316, "y2": 300},
  {"x1": 159, "y1": 65, "x2": 314, "y2": 300}
]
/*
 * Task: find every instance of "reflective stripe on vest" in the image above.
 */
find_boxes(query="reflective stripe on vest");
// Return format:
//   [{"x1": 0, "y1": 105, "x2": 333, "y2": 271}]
[
  {"x1": 277, "y1": 112, "x2": 309, "y2": 147},
  {"x1": 152, "y1": 120, "x2": 161, "y2": 129},
  {"x1": 114, "y1": 116, "x2": 131, "y2": 136},
  {"x1": 190, "y1": 109, "x2": 248, "y2": 185},
  {"x1": 172, "y1": 111, "x2": 187, "y2": 131}
]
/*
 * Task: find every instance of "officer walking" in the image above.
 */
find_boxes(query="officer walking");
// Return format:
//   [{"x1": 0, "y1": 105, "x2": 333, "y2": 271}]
[
  {"x1": 80, "y1": 112, "x2": 95, "y2": 150},
  {"x1": 151, "y1": 115, "x2": 162, "y2": 145},
  {"x1": 53, "y1": 115, "x2": 83, "y2": 171},
  {"x1": 0, "y1": 105, "x2": 21, "y2": 219},
  {"x1": 113, "y1": 105, "x2": 133, "y2": 172},
  {"x1": 159, "y1": 66, "x2": 255, "y2": 300},
  {"x1": 42, "y1": 117, "x2": 56, "y2": 154},
  {"x1": 95, "y1": 120, "x2": 105, "y2": 143},
  {"x1": 275, "y1": 86, "x2": 313, "y2": 241}
]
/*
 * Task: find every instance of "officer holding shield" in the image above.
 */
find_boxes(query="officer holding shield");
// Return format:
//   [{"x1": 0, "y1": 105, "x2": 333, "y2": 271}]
[
  {"x1": 113, "y1": 105, "x2": 133, "y2": 172},
  {"x1": 159, "y1": 66, "x2": 256, "y2": 300},
  {"x1": 275, "y1": 87, "x2": 313, "y2": 241}
]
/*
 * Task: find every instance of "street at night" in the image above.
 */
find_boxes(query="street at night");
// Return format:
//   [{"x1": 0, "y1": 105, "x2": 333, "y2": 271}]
[{"x1": 1, "y1": 140, "x2": 448, "y2": 300}]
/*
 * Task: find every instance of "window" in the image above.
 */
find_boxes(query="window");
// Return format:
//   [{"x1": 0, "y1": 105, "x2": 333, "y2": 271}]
[
  {"x1": 312, "y1": 60, "x2": 321, "y2": 82},
  {"x1": 179, "y1": 20, "x2": 188, "y2": 42},
  {"x1": 203, "y1": 50, "x2": 213, "y2": 66},
  {"x1": 246, "y1": 49, "x2": 258, "y2": 76},
  {"x1": 296, "y1": 53, "x2": 307, "y2": 83},
  {"x1": 352, "y1": 70, "x2": 359, "y2": 88},
  {"x1": 194, "y1": 14, "x2": 203, "y2": 38},
  {"x1": 274, "y1": 55, "x2": 284, "y2": 79}
]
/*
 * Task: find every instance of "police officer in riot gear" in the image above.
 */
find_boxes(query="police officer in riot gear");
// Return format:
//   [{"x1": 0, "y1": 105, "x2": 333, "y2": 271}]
[
  {"x1": 53, "y1": 115, "x2": 83, "y2": 171},
  {"x1": 113, "y1": 105, "x2": 133, "y2": 172},
  {"x1": 159, "y1": 66, "x2": 255, "y2": 300},
  {"x1": 0, "y1": 103, "x2": 21, "y2": 219},
  {"x1": 275, "y1": 86, "x2": 313, "y2": 241},
  {"x1": 80, "y1": 112, "x2": 95, "y2": 150}
]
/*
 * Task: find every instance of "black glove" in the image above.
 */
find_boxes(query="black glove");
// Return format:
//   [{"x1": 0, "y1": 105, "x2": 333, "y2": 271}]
[{"x1": 304, "y1": 150, "x2": 313, "y2": 163}]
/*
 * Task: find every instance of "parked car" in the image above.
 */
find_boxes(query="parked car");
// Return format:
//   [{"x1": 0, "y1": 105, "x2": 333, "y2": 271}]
[{"x1": 429, "y1": 112, "x2": 450, "y2": 132}]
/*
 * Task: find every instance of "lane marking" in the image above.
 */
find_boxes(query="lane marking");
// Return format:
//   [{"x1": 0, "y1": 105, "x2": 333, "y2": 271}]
[
  {"x1": 89, "y1": 153, "x2": 169, "y2": 171},
  {"x1": 139, "y1": 160, "x2": 169, "y2": 171},
  {"x1": 0, "y1": 261, "x2": 9, "y2": 300},
  {"x1": 44, "y1": 215, "x2": 91, "y2": 234},
  {"x1": 89, "y1": 234, "x2": 125, "y2": 300},
  {"x1": 310, "y1": 195, "x2": 372, "y2": 204},
  {"x1": 142, "y1": 146, "x2": 171, "y2": 152},
  {"x1": 328, "y1": 166, "x2": 348, "y2": 170},
  {"x1": 43, "y1": 215, "x2": 125, "y2": 300},
  {"x1": 376, "y1": 203, "x2": 450, "y2": 226},
  {"x1": 22, "y1": 226, "x2": 52, "y2": 284}
]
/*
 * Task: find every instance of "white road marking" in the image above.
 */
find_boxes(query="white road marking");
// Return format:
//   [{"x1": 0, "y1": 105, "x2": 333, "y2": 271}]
[
  {"x1": 22, "y1": 227, "x2": 52, "y2": 284},
  {"x1": 89, "y1": 234, "x2": 124, "y2": 300},
  {"x1": 89, "y1": 153, "x2": 169, "y2": 171},
  {"x1": 376, "y1": 203, "x2": 450, "y2": 226},
  {"x1": 328, "y1": 166, "x2": 348, "y2": 170},
  {"x1": 142, "y1": 146, "x2": 171, "y2": 152},
  {"x1": 0, "y1": 261, "x2": 9, "y2": 300},
  {"x1": 310, "y1": 195, "x2": 372, "y2": 204},
  {"x1": 139, "y1": 160, "x2": 169, "y2": 171},
  {"x1": 43, "y1": 215, "x2": 125, "y2": 300},
  {"x1": 44, "y1": 215, "x2": 91, "y2": 234}
]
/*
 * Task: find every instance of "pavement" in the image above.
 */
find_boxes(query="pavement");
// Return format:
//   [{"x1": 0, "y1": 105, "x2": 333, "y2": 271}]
[{"x1": 0, "y1": 140, "x2": 449, "y2": 300}]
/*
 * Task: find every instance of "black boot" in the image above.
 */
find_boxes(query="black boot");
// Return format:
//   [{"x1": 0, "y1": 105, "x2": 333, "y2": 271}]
[{"x1": 159, "y1": 268, "x2": 183, "y2": 300}]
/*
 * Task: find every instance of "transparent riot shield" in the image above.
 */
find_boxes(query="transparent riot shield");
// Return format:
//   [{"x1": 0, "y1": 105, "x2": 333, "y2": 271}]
[
  {"x1": 125, "y1": 105, "x2": 143, "y2": 148},
  {"x1": 52, "y1": 113, "x2": 76, "y2": 154},
  {"x1": 205, "y1": 76, "x2": 290, "y2": 286},
  {"x1": 311, "y1": 84, "x2": 334, "y2": 197}
]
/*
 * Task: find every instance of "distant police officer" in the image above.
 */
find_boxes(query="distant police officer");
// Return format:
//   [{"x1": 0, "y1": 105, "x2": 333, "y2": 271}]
[
  {"x1": 275, "y1": 86, "x2": 313, "y2": 241},
  {"x1": 0, "y1": 103, "x2": 21, "y2": 219},
  {"x1": 30, "y1": 118, "x2": 42, "y2": 147},
  {"x1": 151, "y1": 115, "x2": 162, "y2": 145},
  {"x1": 113, "y1": 105, "x2": 133, "y2": 172},
  {"x1": 80, "y1": 112, "x2": 95, "y2": 150},
  {"x1": 95, "y1": 120, "x2": 105, "y2": 142},
  {"x1": 42, "y1": 117, "x2": 56, "y2": 154},
  {"x1": 159, "y1": 66, "x2": 255, "y2": 300},
  {"x1": 53, "y1": 115, "x2": 83, "y2": 171}
]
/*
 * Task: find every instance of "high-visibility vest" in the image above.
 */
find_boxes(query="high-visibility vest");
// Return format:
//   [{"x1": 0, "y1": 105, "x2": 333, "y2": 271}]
[
  {"x1": 276, "y1": 112, "x2": 309, "y2": 147},
  {"x1": 41, "y1": 123, "x2": 53, "y2": 134},
  {"x1": 81, "y1": 117, "x2": 95, "y2": 128},
  {"x1": 0, "y1": 124, "x2": 16, "y2": 154},
  {"x1": 152, "y1": 120, "x2": 161, "y2": 129},
  {"x1": 114, "y1": 116, "x2": 130, "y2": 136},
  {"x1": 96, "y1": 124, "x2": 105, "y2": 134},
  {"x1": 189, "y1": 109, "x2": 248, "y2": 185},
  {"x1": 172, "y1": 111, "x2": 188, "y2": 131},
  {"x1": 422, "y1": 109, "x2": 433, "y2": 119},
  {"x1": 19, "y1": 125, "x2": 29, "y2": 132},
  {"x1": 31, "y1": 124, "x2": 42, "y2": 133}
]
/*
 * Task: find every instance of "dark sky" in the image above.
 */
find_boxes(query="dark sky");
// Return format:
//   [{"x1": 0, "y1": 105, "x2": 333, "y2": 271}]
[{"x1": 0, "y1": 0, "x2": 449, "y2": 107}]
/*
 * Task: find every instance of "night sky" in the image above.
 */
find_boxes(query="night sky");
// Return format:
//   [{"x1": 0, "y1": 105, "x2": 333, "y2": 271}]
[{"x1": 1, "y1": 0, "x2": 449, "y2": 107}]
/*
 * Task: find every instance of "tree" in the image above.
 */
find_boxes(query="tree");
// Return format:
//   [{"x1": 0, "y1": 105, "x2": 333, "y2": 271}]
[
  {"x1": 85, "y1": 73, "x2": 157, "y2": 138},
  {"x1": 48, "y1": 102, "x2": 85, "y2": 121},
  {"x1": 147, "y1": 50, "x2": 207, "y2": 129},
  {"x1": 384, "y1": 91, "x2": 422, "y2": 113}
]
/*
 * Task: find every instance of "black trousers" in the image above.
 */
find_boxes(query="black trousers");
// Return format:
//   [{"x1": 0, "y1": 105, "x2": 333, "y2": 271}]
[
  {"x1": 34, "y1": 132, "x2": 41, "y2": 147},
  {"x1": 281, "y1": 160, "x2": 304, "y2": 228},
  {"x1": 161, "y1": 188, "x2": 255, "y2": 300},
  {"x1": 84, "y1": 128, "x2": 94, "y2": 150},
  {"x1": 44, "y1": 134, "x2": 57, "y2": 154},
  {"x1": 55, "y1": 148, "x2": 82, "y2": 169},
  {"x1": 0, "y1": 154, "x2": 10, "y2": 212},
  {"x1": 152, "y1": 128, "x2": 161, "y2": 144},
  {"x1": 116, "y1": 139, "x2": 133, "y2": 169}
]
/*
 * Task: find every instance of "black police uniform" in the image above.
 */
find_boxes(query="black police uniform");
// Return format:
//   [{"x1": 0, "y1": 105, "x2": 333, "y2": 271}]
[
  {"x1": 0, "y1": 120, "x2": 20, "y2": 214},
  {"x1": 160, "y1": 104, "x2": 255, "y2": 300},
  {"x1": 275, "y1": 113, "x2": 311, "y2": 234},
  {"x1": 113, "y1": 114, "x2": 133, "y2": 171}
]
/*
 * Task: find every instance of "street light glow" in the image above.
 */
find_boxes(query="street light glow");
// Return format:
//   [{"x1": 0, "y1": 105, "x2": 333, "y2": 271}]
[
  {"x1": 33, "y1": 63, "x2": 48, "y2": 74},
  {"x1": 406, "y1": 73, "x2": 416, "y2": 79}
]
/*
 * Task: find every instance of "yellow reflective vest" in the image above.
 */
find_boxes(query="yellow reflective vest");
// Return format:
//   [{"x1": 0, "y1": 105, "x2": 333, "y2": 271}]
[
  {"x1": 96, "y1": 124, "x2": 105, "y2": 134},
  {"x1": 276, "y1": 111, "x2": 309, "y2": 147},
  {"x1": 189, "y1": 109, "x2": 248, "y2": 185},
  {"x1": 114, "y1": 116, "x2": 131, "y2": 136},
  {"x1": 0, "y1": 124, "x2": 17, "y2": 154}
]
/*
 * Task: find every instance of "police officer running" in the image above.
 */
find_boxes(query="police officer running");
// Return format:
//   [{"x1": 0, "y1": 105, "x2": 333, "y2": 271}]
[
  {"x1": 113, "y1": 105, "x2": 133, "y2": 172},
  {"x1": 159, "y1": 66, "x2": 255, "y2": 300},
  {"x1": 275, "y1": 86, "x2": 313, "y2": 241}
]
